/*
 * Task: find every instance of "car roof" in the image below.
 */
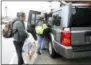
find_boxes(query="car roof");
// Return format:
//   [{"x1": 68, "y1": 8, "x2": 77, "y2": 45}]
[{"x1": 52, "y1": 3, "x2": 90, "y2": 12}]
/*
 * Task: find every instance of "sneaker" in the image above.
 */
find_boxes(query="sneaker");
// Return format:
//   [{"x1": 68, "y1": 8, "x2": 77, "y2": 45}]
[
  {"x1": 37, "y1": 51, "x2": 41, "y2": 55},
  {"x1": 41, "y1": 48, "x2": 47, "y2": 50}
]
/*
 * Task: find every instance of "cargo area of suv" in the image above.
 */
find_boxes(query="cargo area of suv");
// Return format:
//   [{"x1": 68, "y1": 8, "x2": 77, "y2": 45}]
[{"x1": 69, "y1": 7, "x2": 91, "y2": 52}]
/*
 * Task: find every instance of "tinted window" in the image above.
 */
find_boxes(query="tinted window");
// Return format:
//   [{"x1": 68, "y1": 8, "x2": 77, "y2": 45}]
[
  {"x1": 35, "y1": 14, "x2": 40, "y2": 25},
  {"x1": 28, "y1": 13, "x2": 35, "y2": 25},
  {"x1": 69, "y1": 7, "x2": 91, "y2": 27},
  {"x1": 31, "y1": 14, "x2": 35, "y2": 24},
  {"x1": 52, "y1": 10, "x2": 61, "y2": 26}
]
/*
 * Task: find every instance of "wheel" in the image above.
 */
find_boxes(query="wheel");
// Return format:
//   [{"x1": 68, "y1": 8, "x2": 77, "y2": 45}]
[{"x1": 48, "y1": 41, "x2": 57, "y2": 58}]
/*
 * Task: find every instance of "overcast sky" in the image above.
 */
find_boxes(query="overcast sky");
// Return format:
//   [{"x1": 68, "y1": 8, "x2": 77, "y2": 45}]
[{"x1": 2, "y1": 1, "x2": 60, "y2": 19}]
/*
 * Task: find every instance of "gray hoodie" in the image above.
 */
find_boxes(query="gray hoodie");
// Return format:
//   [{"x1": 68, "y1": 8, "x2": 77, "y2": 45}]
[{"x1": 13, "y1": 19, "x2": 28, "y2": 42}]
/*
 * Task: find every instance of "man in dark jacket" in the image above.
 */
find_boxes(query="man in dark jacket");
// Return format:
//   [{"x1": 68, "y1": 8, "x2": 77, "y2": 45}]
[{"x1": 13, "y1": 12, "x2": 28, "y2": 65}]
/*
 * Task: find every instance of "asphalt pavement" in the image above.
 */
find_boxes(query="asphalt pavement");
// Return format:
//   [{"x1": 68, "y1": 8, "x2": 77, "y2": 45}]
[
  {"x1": 1, "y1": 24, "x2": 91, "y2": 64},
  {"x1": 34, "y1": 50, "x2": 91, "y2": 64}
]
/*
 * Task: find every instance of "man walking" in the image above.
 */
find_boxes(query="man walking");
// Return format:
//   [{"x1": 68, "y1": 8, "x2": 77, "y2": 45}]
[{"x1": 13, "y1": 12, "x2": 28, "y2": 65}]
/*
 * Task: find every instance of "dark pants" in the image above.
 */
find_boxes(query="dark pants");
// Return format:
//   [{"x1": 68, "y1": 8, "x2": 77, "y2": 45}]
[{"x1": 13, "y1": 41, "x2": 24, "y2": 65}]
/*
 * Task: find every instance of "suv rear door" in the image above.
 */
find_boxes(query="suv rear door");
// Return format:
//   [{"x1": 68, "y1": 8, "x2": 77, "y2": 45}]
[{"x1": 69, "y1": 6, "x2": 91, "y2": 52}]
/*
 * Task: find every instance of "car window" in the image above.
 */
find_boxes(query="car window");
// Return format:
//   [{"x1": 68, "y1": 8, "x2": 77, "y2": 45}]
[
  {"x1": 36, "y1": 14, "x2": 41, "y2": 24},
  {"x1": 31, "y1": 14, "x2": 36, "y2": 24},
  {"x1": 69, "y1": 7, "x2": 91, "y2": 27},
  {"x1": 48, "y1": 17, "x2": 52, "y2": 25},
  {"x1": 52, "y1": 10, "x2": 61, "y2": 26}
]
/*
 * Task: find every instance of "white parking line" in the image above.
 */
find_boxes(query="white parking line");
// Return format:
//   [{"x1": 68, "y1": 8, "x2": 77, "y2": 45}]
[{"x1": 9, "y1": 52, "x2": 16, "y2": 64}]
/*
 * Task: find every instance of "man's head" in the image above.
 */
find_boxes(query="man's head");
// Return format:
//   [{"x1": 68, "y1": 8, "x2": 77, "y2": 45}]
[{"x1": 17, "y1": 12, "x2": 26, "y2": 22}]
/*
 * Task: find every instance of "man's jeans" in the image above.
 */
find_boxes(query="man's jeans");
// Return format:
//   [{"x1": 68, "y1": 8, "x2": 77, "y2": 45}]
[
  {"x1": 37, "y1": 35, "x2": 45, "y2": 52},
  {"x1": 13, "y1": 41, "x2": 24, "y2": 65}
]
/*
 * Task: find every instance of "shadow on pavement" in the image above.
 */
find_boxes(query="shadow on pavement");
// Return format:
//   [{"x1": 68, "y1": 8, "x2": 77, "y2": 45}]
[{"x1": 34, "y1": 50, "x2": 91, "y2": 64}]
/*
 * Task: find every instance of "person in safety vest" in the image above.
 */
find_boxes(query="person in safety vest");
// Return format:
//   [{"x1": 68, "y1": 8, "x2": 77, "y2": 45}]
[{"x1": 35, "y1": 16, "x2": 48, "y2": 55}]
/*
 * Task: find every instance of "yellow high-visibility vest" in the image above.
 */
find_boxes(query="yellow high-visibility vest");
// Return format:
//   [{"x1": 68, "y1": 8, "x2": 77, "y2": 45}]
[{"x1": 35, "y1": 24, "x2": 48, "y2": 34}]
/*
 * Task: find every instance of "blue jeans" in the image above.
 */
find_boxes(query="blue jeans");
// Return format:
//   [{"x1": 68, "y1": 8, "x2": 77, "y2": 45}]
[
  {"x1": 13, "y1": 41, "x2": 24, "y2": 65},
  {"x1": 37, "y1": 35, "x2": 44, "y2": 52}
]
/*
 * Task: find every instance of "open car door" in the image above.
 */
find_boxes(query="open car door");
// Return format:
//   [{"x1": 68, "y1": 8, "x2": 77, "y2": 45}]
[{"x1": 27, "y1": 10, "x2": 41, "y2": 40}]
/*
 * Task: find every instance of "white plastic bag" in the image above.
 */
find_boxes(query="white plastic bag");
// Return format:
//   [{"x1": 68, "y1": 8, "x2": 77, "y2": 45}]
[{"x1": 22, "y1": 33, "x2": 37, "y2": 64}]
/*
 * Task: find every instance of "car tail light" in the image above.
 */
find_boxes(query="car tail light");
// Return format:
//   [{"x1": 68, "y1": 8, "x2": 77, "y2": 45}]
[{"x1": 61, "y1": 28, "x2": 71, "y2": 46}]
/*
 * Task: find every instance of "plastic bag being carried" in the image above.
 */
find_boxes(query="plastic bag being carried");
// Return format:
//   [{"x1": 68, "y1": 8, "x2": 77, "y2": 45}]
[{"x1": 22, "y1": 33, "x2": 37, "y2": 64}]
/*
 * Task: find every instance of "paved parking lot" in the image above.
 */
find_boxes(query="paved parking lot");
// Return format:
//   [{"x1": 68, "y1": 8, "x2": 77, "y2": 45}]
[
  {"x1": 1, "y1": 24, "x2": 91, "y2": 64},
  {"x1": 34, "y1": 50, "x2": 91, "y2": 64}
]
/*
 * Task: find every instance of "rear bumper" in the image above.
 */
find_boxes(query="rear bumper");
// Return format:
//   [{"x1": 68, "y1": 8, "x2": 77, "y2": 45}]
[{"x1": 54, "y1": 41, "x2": 91, "y2": 59}]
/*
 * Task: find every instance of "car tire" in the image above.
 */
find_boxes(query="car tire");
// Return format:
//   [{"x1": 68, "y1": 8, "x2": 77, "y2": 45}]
[{"x1": 48, "y1": 41, "x2": 57, "y2": 58}]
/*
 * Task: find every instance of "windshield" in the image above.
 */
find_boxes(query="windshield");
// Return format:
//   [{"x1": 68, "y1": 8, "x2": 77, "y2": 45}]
[{"x1": 69, "y1": 7, "x2": 91, "y2": 27}]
